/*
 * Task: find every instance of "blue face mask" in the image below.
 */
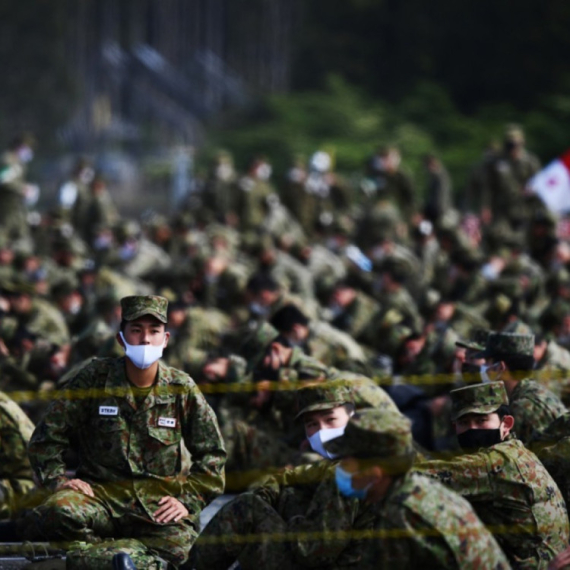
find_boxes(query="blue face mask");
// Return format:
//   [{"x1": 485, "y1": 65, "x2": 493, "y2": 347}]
[{"x1": 335, "y1": 465, "x2": 371, "y2": 500}]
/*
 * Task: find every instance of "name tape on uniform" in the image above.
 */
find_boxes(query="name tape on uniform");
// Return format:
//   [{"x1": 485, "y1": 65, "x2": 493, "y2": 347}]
[
  {"x1": 158, "y1": 417, "x2": 177, "y2": 428},
  {"x1": 99, "y1": 406, "x2": 119, "y2": 416}
]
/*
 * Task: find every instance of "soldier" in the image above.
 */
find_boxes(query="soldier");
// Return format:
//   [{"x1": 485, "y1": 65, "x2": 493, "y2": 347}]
[
  {"x1": 192, "y1": 381, "x2": 363, "y2": 570},
  {"x1": 533, "y1": 333, "x2": 570, "y2": 404},
  {"x1": 0, "y1": 391, "x2": 35, "y2": 519},
  {"x1": 416, "y1": 382, "x2": 569, "y2": 569},
  {"x1": 486, "y1": 124, "x2": 541, "y2": 229},
  {"x1": 270, "y1": 304, "x2": 370, "y2": 375},
  {"x1": 422, "y1": 153, "x2": 452, "y2": 228},
  {"x1": 20, "y1": 295, "x2": 226, "y2": 569},
  {"x1": 476, "y1": 332, "x2": 566, "y2": 443},
  {"x1": 323, "y1": 408, "x2": 510, "y2": 568}
]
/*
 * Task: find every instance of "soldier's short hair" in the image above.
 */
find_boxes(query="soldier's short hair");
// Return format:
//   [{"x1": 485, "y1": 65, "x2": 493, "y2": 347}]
[
  {"x1": 270, "y1": 304, "x2": 309, "y2": 332},
  {"x1": 246, "y1": 273, "x2": 279, "y2": 294}
]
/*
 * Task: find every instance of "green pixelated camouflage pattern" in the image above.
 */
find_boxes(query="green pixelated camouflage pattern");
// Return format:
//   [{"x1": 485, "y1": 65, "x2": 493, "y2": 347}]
[
  {"x1": 509, "y1": 378, "x2": 566, "y2": 444},
  {"x1": 25, "y1": 357, "x2": 225, "y2": 565},
  {"x1": 67, "y1": 538, "x2": 167, "y2": 570},
  {"x1": 295, "y1": 380, "x2": 353, "y2": 418},
  {"x1": 450, "y1": 382, "x2": 508, "y2": 421},
  {"x1": 120, "y1": 295, "x2": 168, "y2": 323},
  {"x1": 325, "y1": 408, "x2": 413, "y2": 462},
  {"x1": 483, "y1": 332, "x2": 534, "y2": 358},
  {"x1": 0, "y1": 391, "x2": 35, "y2": 518},
  {"x1": 416, "y1": 438, "x2": 569, "y2": 569},
  {"x1": 354, "y1": 471, "x2": 511, "y2": 569}
]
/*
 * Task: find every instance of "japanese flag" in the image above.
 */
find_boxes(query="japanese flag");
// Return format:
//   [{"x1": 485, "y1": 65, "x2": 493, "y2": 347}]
[{"x1": 528, "y1": 150, "x2": 570, "y2": 215}]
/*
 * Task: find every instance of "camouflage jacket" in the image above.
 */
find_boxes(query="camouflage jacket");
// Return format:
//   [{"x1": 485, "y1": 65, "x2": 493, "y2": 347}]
[
  {"x1": 509, "y1": 378, "x2": 566, "y2": 443},
  {"x1": 28, "y1": 357, "x2": 226, "y2": 525},
  {"x1": 352, "y1": 471, "x2": 511, "y2": 569},
  {"x1": 252, "y1": 461, "x2": 364, "y2": 567},
  {"x1": 415, "y1": 437, "x2": 569, "y2": 569},
  {"x1": 0, "y1": 391, "x2": 35, "y2": 518}
]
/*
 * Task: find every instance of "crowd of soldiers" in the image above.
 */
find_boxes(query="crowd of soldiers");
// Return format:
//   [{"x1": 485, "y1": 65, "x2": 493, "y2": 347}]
[{"x1": 2, "y1": 123, "x2": 570, "y2": 568}]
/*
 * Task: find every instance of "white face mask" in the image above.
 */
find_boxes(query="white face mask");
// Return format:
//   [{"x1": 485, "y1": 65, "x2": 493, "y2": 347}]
[
  {"x1": 120, "y1": 331, "x2": 164, "y2": 369},
  {"x1": 480, "y1": 362, "x2": 501, "y2": 384},
  {"x1": 308, "y1": 426, "x2": 346, "y2": 459}
]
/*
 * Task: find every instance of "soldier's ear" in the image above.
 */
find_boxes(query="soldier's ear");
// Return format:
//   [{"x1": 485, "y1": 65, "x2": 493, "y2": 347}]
[
  {"x1": 163, "y1": 331, "x2": 170, "y2": 347},
  {"x1": 116, "y1": 332, "x2": 125, "y2": 348},
  {"x1": 501, "y1": 415, "x2": 515, "y2": 434}
]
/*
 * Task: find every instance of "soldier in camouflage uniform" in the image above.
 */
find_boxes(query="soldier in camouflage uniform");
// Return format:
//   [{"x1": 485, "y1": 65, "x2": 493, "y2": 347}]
[
  {"x1": 192, "y1": 381, "x2": 363, "y2": 569},
  {"x1": 322, "y1": 408, "x2": 510, "y2": 569},
  {"x1": 476, "y1": 332, "x2": 566, "y2": 443},
  {"x1": 415, "y1": 382, "x2": 569, "y2": 569},
  {"x1": 0, "y1": 391, "x2": 36, "y2": 519},
  {"x1": 21, "y1": 296, "x2": 226, "y2": 568}
]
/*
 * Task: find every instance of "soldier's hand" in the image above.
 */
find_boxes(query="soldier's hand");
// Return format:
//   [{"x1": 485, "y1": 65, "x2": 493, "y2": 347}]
[
  {"x1": 154, "y1": 496, "x2": 189, "y2": 524},
  {"x1": 58, "y1": 478, "x2": 94, "y2": 497},
  {"x1": 548, "y1": 546, "x2": 570, "y2": 570}
]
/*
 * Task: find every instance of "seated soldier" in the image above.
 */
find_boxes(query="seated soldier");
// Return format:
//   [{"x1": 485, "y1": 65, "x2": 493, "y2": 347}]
[
  {"x1": 475, "y1": 332, "x2": 566, "y2": 443},
  {"x1": 324, "y1": 408, "x2": 510, "y2": 569},
  {"x1": 191, "y1": 381, "x2": 362, "y2": 569},
  {"x1": 18, "y1": 296, "x2": 226, "y2": 570},
  {"x1": 416, "y1": 381, "x2": 569, "y2": 569},
  {"x1": 0, "y1": 391, "x2": 36, "y2": 520}
]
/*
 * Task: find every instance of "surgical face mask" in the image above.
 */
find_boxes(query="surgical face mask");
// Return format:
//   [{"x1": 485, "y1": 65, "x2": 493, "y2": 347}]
[
  {"x1": 480, "y1": 362, "x2": 501, "y2": 383},
  {"x1": 119, "y1": 332, "x2": 164, "y2": 369},
  {"x1": 249, "y1": 302, "x2": 268, "y2": 317},
  {"x1": 335, "y1": 465, "x2": 371, "y2": 500},
  {"x1": 68, "y1": 299, "x2": 82, "y2": 315},
  {"x1": 308, "y1": 426, "x2": 346, "y2": 459},
  {"x1": 17, "y1": 146, "x2": 34, "y2": 163},
  {"x1": 457, "y1": 428, "x2": 502, "y2": 452}
]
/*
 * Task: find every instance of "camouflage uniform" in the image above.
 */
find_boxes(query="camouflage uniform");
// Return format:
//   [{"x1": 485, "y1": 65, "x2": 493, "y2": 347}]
[
  {"x1": 0, "y1": 391, "x2": 35, "y2": 519},
  {"x1": 530, "y1": 412, "x2": 570, "y2": 519},
  {"x1": 324, "y1": 409, "x2": 511, "y2": 569},
  {"x1": 481, "y1": 332, "x2": 566, "y2": 443},
  {"x1": 193, "y1": 383, "x2": 362, "y2": 569},
  {"x1": 23, "y1": 296, "x2": 226, "y2": 568},
  {"x1": 416, "y1": 382, "x2": 569, "y2": 569},
  {"x1": 509, "y1": 378, "x2": 566, "y2": 444}
]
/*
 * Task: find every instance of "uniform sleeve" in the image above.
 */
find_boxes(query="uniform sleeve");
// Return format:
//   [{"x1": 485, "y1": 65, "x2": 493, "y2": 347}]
[
  {"x1": 0, "y1": 414, "x2": 35, "y2": 518},
  {"x1": 289, "y1": 476, "x2": 360, "y2": 567},
  {"x1": 178, "y1": 385, "x2": 226, "y2": 513},
  {"x1": 27, "y1": 371, "x2": 90, "y2": 490},
  {"x1": 413, "y1": 452, "x2": 496, "y2": 502}
]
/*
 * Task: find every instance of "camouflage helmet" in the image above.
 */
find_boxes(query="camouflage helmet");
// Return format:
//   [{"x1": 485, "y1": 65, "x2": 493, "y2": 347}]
[
  {"x1": 450, "y1": 381, "x2": 509, "y2": 421},
  {"x1": 325, "y1": 408, "x2": 413, "y2": 471},
  {"x1": 120, "y1": 295, "x2": 168, "y2": 324},
  {"x1": 295, "y1": 380, "x2": 354, "y2": 419},
  {"x1": 476, "y1": 332, "x2": 534, "y2": 360},
  {"x1": 504, "y1": 123, "x2": 525, "y2": 145}
]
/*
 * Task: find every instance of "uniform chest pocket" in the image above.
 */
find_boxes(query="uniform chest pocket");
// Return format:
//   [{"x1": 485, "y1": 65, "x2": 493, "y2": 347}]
[
  {"x1": 144, "y1": 426, "x2": 182, "y2": 476},
  {"x1": 88, "y1": 417, "x2": 125, "y2": 465}
]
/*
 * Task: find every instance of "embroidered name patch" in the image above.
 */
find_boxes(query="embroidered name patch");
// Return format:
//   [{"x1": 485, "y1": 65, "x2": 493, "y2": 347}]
[
  {"x1": 158, "y1": 417, "x2": 177, "y2": 428},
  {"x1": 99, "y1": 406, "x2": 119, "y2": 416}
]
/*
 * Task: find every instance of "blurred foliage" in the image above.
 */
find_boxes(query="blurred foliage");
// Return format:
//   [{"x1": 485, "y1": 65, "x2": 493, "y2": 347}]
[{"x1": 204, "y1": 75, "x2": 570, "y2": 193}]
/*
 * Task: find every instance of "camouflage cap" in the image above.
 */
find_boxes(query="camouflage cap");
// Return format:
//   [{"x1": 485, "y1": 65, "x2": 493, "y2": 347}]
[
  {"x1": 120, "y1": 295, "x2": 168, "y2": 324},
  {"x1": 450, "y1": 381, "x2": 509, "y2": 421},
  {"x1": 455, "y1": 329, "x2": 490, "y2": 352},
  {"x1": 295, "y1": 380, "x2": 354, "y2": 419},
  {"x1": 476, "y1": 332, "x2": 534, "y2": 359},
  {"x1": 325, "y1": 408, "x2": 413, "y2": 467}
]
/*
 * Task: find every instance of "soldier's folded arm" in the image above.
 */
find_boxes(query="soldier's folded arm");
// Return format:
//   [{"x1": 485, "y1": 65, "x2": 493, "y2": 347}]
[{"x1": 413, "y1": 450, "x2": 495, "y2": 501}]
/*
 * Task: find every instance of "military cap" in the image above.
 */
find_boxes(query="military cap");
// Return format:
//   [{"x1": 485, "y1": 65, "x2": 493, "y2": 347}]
[
  {"x1": 2, "y1": 277, "x2": 36, "y2": 296},
  {"x1": 455, "y1": 329, "x2": 490, "y2": 352},
  {"x1": 295, "y1": 380, "x2": 353, "y2": 419},
  {"x1": 325, "y1": 408, "x2": 413, "y2": 467},
  {"x1": 120, "y1": 295, "x2": 168, "y2": 324},
  {"x1": 450, "y1": 381, "x2": 509, "y2": 421},
  {"x1": 504, "y1": 124, "x2": 525, "y2": 144},
  {"x1": 476, "y1": 332, "x2": 534, "y2": 359}
]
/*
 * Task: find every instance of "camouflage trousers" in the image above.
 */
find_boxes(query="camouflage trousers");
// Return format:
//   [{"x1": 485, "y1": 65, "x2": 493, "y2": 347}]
[
  {"x1": 193, "y1": 492, "x2": 295, "y2": 570},
  {"x1": 19, "y1": 488, "x2": 197, "y2": 568}
]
